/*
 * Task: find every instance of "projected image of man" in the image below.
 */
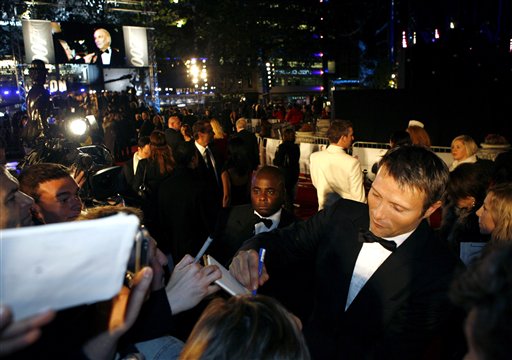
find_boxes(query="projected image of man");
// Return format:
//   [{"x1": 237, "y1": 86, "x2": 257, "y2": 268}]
[{"x1": 85, "y1": 28, "x2": 124, "y2": 66}]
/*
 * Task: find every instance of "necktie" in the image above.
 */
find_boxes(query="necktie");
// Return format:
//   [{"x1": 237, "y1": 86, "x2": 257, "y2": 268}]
[
  {"x1": 204, "y1": 148, "x2": 219, "y2": 184},
  {"x1": 102, "y1": 49, "x2": 110, "y2": 54},
  {"x1": 253, "y1": 214, "x2": 273, "y2": 229},
  {"x1": 204, "y1": 148, "x2": 214, "y2": 170},
  {"x1": 358, "y1": 229, "x2": 397, "y2": 252}
]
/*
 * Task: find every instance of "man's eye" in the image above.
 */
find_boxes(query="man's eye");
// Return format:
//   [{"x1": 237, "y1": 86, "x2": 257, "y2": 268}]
[{"x1": 266, "y1": 190, "x2": 275, "y2": 196}]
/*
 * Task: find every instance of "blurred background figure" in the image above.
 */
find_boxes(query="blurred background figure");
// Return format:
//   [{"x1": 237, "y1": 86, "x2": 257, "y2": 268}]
[
  {"x1": 406, "y1": 123, "x2": 431, "y2": 148},
  {"x1": 449, "y1": 135, "x2": 479, "y2": 171},
  {"x1": 450, "y1": 242, "x2": 512, "y2": 360},
  {"x1": 371, "y1": 129, "x2": 412, "y2": 175},
  {"x1": 439, "y1": 163, "x2": 492, "y2": 264},
  {"x1": 476, "y1": 183, "x2": 512, "y2": 249},
  {"x1": 180, "y1": 124, "x2": 193, "y2": 142},
  {"x1": 273, "y1": 128, "x2": 300, "y2": 212},
  {"x1": 221, "y1": 137, "x2": 252, "y2": 208},
  {"x1": 24, "y1": 60, "x2": 52, "y2": 146},
  {"x1": 133, "y1": 130, "x2": 174, "y2": 242},
  {"x1": 179, "y1": 295, "x2": 310, "y2": 360},
  {"x1": 209, "y1": 118, "x2": 228, "y2": 164}
]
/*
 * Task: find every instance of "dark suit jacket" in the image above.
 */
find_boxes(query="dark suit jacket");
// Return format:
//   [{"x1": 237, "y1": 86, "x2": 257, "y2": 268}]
[
  {"x1": 164, "y1": 128, "x2": 184, "y2": 152},
  {"x1": 158, "y1": 167, "x2": 216, "y2": 261},
  {"x1": 195, "y1": 143, "x2": 223, "y2": 209},
  {"x1": 234, "y1": 129, "x2": 259, "y2": 170},
  {"x1": 240, "y1": 199, "x2": 466, "y2": 359},
  {"x1": 211, "y1": 204, "x2": 314, "y2": 322}
]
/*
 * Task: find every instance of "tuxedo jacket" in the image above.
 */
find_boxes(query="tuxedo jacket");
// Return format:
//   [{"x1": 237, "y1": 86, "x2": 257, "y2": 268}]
[
  {"x1": 211, "y1": 204, "x2": 297, "y2": 266},
  {"x1": 195, "y1": 143, "x2": 223, "y2": 208},
  {"x1": 94, "y1": 47, "x2": 125, "y2": 66},
  {"x1": 158, "y1": 167, "x2": 216, "y2": 261},
  {"x1": 212, "y1": 204, "x2": 314, "y2": 322},
  {"x1": 240, "y1": 199, "x2": 466, "y2": 359},
  {"x1": 309, "y1": 145, "x2": 366, "y2": 210},
  {"x1": 164, "y1": 128, "x2": 184, "y2": 152}
]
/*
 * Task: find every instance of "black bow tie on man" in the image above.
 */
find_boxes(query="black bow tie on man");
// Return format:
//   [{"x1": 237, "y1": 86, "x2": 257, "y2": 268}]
[
  {"x1": 358, "y1": 229, "x2": 397, "y2": 252},
  {"x1": 253, "y1": 214, "x2": 273, "y2": 229},
  {"x1": 102, "y1": 49, "x2": 110, "y2": 54}
]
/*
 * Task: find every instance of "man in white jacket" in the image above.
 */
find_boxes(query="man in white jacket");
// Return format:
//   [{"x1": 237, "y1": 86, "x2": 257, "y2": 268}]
[{"x1": 310, "y1": 119, "x2": 366, "y2": 210}]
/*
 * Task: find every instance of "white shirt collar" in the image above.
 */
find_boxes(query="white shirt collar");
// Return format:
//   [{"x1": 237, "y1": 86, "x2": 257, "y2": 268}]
[
  {"x1": 254, "y1": 208, "x2": 282, "y2": 234},
  {"x1": 195, "y1": 141, "x2": 207, "y2": 153}
]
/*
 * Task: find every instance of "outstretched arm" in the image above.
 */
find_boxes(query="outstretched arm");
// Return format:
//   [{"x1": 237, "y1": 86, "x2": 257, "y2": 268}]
[
  {"x1": 229, "y1": 249, "x2": 269, "y2": 293},
  {"x1": 165, "y1": 255, "x2": 221, "y2": 315},
  {"x1": 0, "y1": 306, "x2": 55, "y2": 357},
  {"x1": 81, "y1": 267, "x2": 153, "y2": 360}
]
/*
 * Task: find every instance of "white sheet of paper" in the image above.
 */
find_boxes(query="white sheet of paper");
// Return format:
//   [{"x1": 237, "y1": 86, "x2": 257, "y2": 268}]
[
  {"x1": 0, "y1": 213, "x2": 139, "y2": 320},
  {"x1": 204, "y1": 255, "x2": 251, "y2": 296}
]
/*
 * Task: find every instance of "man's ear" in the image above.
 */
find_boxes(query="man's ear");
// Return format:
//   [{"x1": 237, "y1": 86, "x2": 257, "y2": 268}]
[
  {"x1": 423, "y1": 200, "x2": 442, "y2": 219},
  {"x1": 30, "y1": 204, "x2": 45, "y2": 225}
]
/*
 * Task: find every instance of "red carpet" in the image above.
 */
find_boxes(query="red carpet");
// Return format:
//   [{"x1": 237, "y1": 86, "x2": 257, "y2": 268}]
[{"x1": 293, "y1": 174, "x2": 318, "y2": 220}]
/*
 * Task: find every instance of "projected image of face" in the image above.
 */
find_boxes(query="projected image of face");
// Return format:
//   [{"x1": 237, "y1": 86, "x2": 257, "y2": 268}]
[{"x1": 94, "y1": 28, "x2": 111, "y2": 52}]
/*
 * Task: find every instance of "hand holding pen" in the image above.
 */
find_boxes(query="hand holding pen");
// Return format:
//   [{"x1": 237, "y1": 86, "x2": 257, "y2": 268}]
[
  {"x1": 228, "y1": 249, "x2": 270, "y2": 292},
  {"x1": 252, "y1": 248, "x2": 266, "y2": 295}
]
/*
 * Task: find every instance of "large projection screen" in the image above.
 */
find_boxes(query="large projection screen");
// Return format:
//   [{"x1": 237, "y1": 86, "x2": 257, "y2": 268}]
[{"x1": 22, "y1": 20, "x2": 149, "y2": 68}]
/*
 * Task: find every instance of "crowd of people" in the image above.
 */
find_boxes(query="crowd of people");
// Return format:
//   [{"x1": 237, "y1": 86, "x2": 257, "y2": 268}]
[{"x1": 1, "y1": 84, "x2": 512, "y2": 360}]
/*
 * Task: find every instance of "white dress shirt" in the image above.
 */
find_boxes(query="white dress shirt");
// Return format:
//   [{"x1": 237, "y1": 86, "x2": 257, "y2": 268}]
[
  {"x1": 345, "y1": 229, "x2": 414, "y2": 311},
  {"x1": 100, "y1": 47, "x2": 112, "y2": 65},
  {"x1": 254, "y1": 209, "x2": 281, "y2": 234},
  {"x1": 132, "y1": 151, "x2": 143, "y2": 174},
  {"x1": 310, "y1": 145, "x2": 366, "y2": 210}
]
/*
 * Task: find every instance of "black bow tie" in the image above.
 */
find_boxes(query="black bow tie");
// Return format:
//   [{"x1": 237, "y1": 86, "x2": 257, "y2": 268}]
[
  {"x1": 102, "y1": 49, "x2": 110, "y2": 54},
  {"x1": 358, "y1": 229, "x2": 397, "y2": 252},
  {"x1": 253, "y1": 215, "x2": 273, "y2": 229}
]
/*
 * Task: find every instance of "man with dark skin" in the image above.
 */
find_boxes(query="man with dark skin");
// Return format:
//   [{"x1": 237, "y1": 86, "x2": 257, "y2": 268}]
[{"x1": 211, "y1": 166, "x2": 313, "y2": 322}]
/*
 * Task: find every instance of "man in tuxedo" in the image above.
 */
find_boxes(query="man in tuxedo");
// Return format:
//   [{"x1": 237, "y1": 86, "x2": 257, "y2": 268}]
[
  {"x1": 86, "y1": 28, "x2": 124, "y2": 66},
  {"x1": 122, "y1": 135, "x2": 151, "y2": 205},
  {"x1": 164, "y1": 115, "x2": 184, "y2": 153},
  {"x1": 310, "y1": 119, "x2": 366, "y2": 210},
  {"x1": 193, "y1": 120, "x2": 223, "y2": 209},
  {"x1": 234, "y1": 117, "x2": 259, "y2": 171},
  {"x1": 229, "y1": 146, "x2": 466, "y2": 359},
  {"x1": 211, "y1": 165, "x2": 313, "y2": 322},
  {"x1": 158, "y1": 141, "x2": 216, "y2": 262}
]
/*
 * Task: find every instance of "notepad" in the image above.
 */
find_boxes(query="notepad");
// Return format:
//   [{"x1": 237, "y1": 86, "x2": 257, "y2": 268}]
[
  {"x1": 203, "y1": 255, "x2": 251, "y2": 296},
  {"x1": 0, "y1": 213, "x2": 139, "y2": 320}
]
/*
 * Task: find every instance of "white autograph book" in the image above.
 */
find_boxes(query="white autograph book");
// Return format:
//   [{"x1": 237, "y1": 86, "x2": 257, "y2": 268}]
[
  {"x1": 0, "y1": 213, "x2": 139, "y2": 320},
  {"x1": 204, "y1": 255, "x2": 251, "y2": 296}
]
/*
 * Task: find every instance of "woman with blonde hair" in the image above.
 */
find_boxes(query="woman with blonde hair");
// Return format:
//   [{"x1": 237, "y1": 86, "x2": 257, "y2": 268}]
[
  {"x1": 449, "y1": 135, "x2": 479, "y2": 171},
  {"x1": 476, "y1": 183, "x2": 512, "y2": 244},
  {"x1": 209, "y1": 118, "x2": 228, "y2": 162}
]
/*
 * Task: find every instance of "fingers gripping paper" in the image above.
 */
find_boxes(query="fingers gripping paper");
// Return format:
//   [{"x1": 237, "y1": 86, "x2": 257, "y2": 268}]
[
  {"x1": 204, "y1": 255, "x2": 251, "y2": 296},
  {"x1": 0, "y1": 213, "x2": 140, "y2": 320}
]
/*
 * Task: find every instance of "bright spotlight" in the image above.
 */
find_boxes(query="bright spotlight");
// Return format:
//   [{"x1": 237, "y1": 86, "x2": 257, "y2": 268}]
[{"x1": 68, "y1": 118, "x2": 88, "y2": 136}]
